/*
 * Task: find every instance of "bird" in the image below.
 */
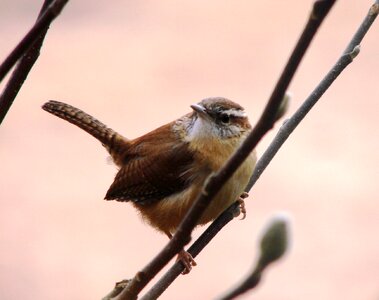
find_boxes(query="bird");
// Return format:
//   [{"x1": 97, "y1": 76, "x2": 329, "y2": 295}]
[{"x1": 42, "y1": 97, "x2": 257, "y2": 273}]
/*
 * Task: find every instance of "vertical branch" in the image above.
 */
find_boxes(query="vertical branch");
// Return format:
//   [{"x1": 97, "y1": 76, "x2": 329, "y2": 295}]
[{"x1": 0, "y1": 0, "x2": 70, "y2": 125}]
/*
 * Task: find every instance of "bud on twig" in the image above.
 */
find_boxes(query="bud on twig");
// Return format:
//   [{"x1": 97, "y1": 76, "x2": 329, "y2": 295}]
[
  {"x1": 219, "y1": 213, "x2": 290, "y2": 300},
  {"x1": 257, "y1": 212, "x2": 290, "y2": 270}
]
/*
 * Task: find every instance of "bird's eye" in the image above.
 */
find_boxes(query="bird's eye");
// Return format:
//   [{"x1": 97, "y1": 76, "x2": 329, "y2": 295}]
[{"x1": 220, "y1": 113, "x2": 230, "y2": 124}]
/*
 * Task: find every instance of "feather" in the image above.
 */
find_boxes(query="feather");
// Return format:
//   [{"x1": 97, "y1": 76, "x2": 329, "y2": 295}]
[{"x1": 104, "y1": 122, "x2": 195, "y2": 205}]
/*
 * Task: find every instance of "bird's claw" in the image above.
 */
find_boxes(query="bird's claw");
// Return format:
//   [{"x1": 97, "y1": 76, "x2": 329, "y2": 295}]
[
  {"x1": 177, "y1": 250, "x2": 197, "y2": 275},
  {"x1": 235, "y1": 192, "x2": 248, "y2": 220}
]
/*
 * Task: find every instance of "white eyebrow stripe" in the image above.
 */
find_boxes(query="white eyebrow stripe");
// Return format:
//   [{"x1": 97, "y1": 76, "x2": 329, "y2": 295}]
[{"x1": 223, "y1": 109, "x2": 247, "y2": 118}]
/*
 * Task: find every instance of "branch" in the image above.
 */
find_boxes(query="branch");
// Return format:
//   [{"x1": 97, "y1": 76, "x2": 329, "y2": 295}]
[
  {"x1": 137, "y1": 0, "x2": 379, "y2": 298},
  {"x1": 111, "y1": 1, "x2": 336, "y2": 299},
  {"x1": 0, "y1": 0, "x2": 70, "y2": 125},
  {"x1": 219, "y1": 214, "x2": 290, "y2": 300},
  {"x1": 246, "y1": 0, "x2": 379, "y2": 190},
  {"x1": 139, "y1": 202, "x2": 240, "y2": 300}
]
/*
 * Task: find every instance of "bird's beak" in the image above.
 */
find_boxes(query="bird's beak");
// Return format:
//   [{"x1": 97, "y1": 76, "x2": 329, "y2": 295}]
[{"x1": 190, "y1": 104, "x2": 208, "y2": 118}]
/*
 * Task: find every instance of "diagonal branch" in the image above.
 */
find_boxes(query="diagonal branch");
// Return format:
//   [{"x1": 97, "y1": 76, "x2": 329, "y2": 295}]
[
  {"x1": 0, "y1": 0, "x2": 70, "y2": 125},
  {"x1": 247, "y1": 0, "x2": 379, "y2": 190},
  {"x1": 139, "y1": 202, "x2": 240, "y2": 300},
  {"x1": 112, "y1": 1, "x2": 336, "y2": 299},
  {"x1": 140, "y1": 1, "x2": 379, "y2": 299}
]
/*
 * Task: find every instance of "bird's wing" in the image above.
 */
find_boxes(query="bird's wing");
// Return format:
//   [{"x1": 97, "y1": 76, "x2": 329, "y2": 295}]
[{"x1": 104, "y1": 123, "x2": 196, "y2": 205}]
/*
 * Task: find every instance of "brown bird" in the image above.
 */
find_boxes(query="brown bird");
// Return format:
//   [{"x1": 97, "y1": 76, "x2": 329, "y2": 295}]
[{"x1": 42, "y1": 97, "x2": 257, "y2": 273}]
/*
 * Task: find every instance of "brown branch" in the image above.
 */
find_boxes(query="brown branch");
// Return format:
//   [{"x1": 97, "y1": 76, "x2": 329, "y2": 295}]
[
  {"x1": 142, "y1": 1, "x2": 379, "y2": 298},
  {"x1": 139, "y1": 202, "x2": 240, "y2": 300},
  {"x1": 0, "y1": 0, "x2": 70, "y2": 125},
  {"x1": 246, "y1": 0, "x2": 379, "y2": 190},
  {"x1": 111, "y1": 1, "x2": 336, "y2": 299}
]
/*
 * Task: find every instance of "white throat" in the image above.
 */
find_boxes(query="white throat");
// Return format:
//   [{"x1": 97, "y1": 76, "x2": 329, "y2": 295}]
[
  {"x1": 186, "y1": 116, "x2": 243, "y2": 142},
  {"x1": 187, "y1": 117, "x2": 217, "y2": 141}
]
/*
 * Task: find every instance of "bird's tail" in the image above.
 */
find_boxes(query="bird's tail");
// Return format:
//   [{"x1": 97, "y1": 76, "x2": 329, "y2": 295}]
[{"x1": 42, "y1": 100, "x2": 129, "y2": 164}]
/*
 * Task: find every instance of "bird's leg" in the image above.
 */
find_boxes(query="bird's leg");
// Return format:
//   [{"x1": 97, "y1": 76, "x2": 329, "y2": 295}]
[
  {"x1": 234, "y1": 191, "x2": 249, "y2": 220},
  {"x1": 166, "y1": 232, "x2": 197, "y2": 274}
]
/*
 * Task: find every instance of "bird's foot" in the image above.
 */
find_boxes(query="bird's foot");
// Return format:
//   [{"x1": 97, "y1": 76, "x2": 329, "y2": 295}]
[
  {"x1": 177, "y1": 249, "x2": 197, "y2": 275},
  {"x1": 235, "y1": 192, "x2": 248, "y2": 220}
]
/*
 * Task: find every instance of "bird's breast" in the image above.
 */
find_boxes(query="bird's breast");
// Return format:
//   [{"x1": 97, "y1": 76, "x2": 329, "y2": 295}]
[
  {"x1": 197, "y1": 148, "x2": 256, "y2": 225},
  {"x1": 186, "y1": 135, "x2": 257, "y2": 225},
  {"x1": 134, "y1": 134, "x2": 256, "y2": 234}
]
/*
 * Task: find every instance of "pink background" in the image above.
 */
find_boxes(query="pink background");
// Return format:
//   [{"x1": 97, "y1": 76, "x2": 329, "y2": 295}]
[{"x1": 1, "y1": 1, "x2": 378, "y2": 299}]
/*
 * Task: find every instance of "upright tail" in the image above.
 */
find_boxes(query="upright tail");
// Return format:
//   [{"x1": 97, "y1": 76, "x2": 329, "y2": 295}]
[{"x1": 42, "y1": 100, "x2": 129, "y2": 164}]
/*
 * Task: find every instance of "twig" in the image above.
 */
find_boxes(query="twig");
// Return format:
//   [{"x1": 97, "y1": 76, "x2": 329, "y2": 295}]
[
  {"x1": 144, "y1": 1, "x2": 379, "y2": 299},
  {"x1": 0, "y1": 0, "x2": 70, "y2": 124},
  {"x1": 219, "y1": 214, "x2": 290, "y2": 300},
  {"x1": 112, "y1": 1, "x2": 336, "y2": 299},
  {"x1": 103, "y1": 280, "x2": 131, "y2": 300},
  {"x1": 246, "y1": 0, "x2": 379, "y2": 190},
  {"x1": 0, "y1": 0, "x2": 69, "y2": 82},
  {"x1": 139, "y1": 202, "x2": 240, "y2": 300}
]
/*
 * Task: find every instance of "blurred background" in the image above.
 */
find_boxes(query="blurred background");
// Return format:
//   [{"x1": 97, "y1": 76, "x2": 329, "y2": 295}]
[{"x1": 1, "y1": 1, "x2": 378, "y2": 299}]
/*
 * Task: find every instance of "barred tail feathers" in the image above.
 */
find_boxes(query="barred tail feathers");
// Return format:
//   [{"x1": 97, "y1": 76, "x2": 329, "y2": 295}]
[{"x1": 42, "y1": 100, "x2": 129, "y2": 162}]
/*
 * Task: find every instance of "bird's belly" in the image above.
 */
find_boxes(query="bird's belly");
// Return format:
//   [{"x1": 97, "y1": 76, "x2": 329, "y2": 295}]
[
  {"x1": 198, "y1": 153, "x2": 256, "y2": 225},
  {"x1": 135, "y1": 152, "x2": 256, "y2": 234},
  {"x1": 133, "y1": 183, "x2": 203, "y2": 235}
]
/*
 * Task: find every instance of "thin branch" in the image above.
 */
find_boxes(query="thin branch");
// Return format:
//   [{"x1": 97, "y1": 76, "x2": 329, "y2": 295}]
[
  {"x1": 103, "y1": 204, "x2": 240, "y2": 300},
  {"x1": 139, "y1": 203, "x2": 240, "y2": 300},
  {"x1": 103, "y1": 280, "x2": 131, "y2": 300},
  {"x1": 113, "y1": 1, "x2": 336, "y2": 299},
  {"x1": 219, "y1": 214, "x2": 290, "y2": 300},
  {"x1": 0, "y1": 0, "x2": 70, "y2": 124},
  {"x1": 246, "y1": 0, "x2": 379, "y2": 190},
  {"x1": 0, "y1": 0, "x2": 69, "y2": 82},
  {"x1": 139, "y1": 0, "x2": 379, "y2": 298}
]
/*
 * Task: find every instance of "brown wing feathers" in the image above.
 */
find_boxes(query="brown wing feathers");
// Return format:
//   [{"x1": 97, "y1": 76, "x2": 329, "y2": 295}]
[
  {"x1": 105, "y1": 124, "x2": 195, "y2": 205},
  {"x1": 42, "y1": 100, "x2": 195, "y2": 205}
]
